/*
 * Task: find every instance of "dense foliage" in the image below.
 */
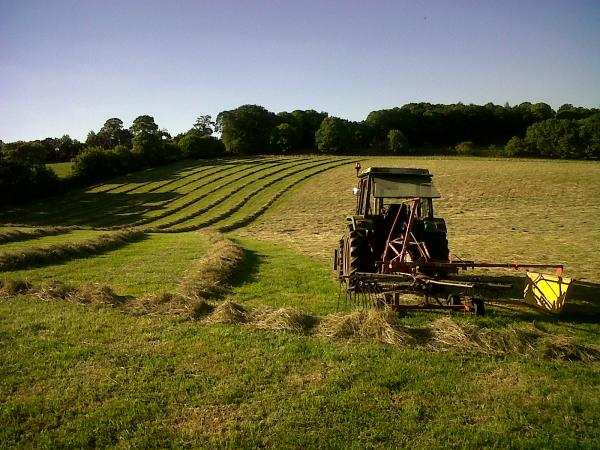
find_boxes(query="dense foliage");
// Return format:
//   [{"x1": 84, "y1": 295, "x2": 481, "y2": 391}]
[
  {"x1": 0, "y1": 156, "x2": 60, "y2": 208},
  {"x1": 504, "y1": 115, "x2": 600, "y2": 159},
  {"x1": 1, "y1": 103, "x2": 598, "y2": 208}
]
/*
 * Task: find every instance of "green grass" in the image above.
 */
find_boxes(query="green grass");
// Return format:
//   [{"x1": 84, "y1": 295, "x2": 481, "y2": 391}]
[
  {"x1": 0, "y1": 229, "x2": 99, "y2": 252},
  {"x1": 1, "y1": 296, "x2": 599, "y2": 448},
  {"x1": 1, "y1": 155, "x2": 599, "y2": 447},
  {"x1": 1, "y1": 232, "x2": 211, "y2": 295},
  {"x1": 227, "y1": 238, "x2": 340, "y2": 316},
  {"x1": 47, "y1": 162, "x2": 73, "y2": 178}
]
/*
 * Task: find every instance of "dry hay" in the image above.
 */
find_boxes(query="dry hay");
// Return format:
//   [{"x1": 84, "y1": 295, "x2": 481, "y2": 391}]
[
  {"x1": 250, "y1": 306, "x2": 317, "y2": 334},
  {"x1": 34, "y1": 280, "x2": 76, "y2": 301},
  {"x1": 0, "y1": 279, "x2": 32, "y2": 296},
  {"x1": 192, "y1": 300, "x2": 215, "y2": 319},
  {"x1": 427, "y1": 317, "x2": 542, "y2": 356},
  {"x1": 68, "y1": 283, "x2": 124, "y2": 306},
  {"x1": 129, "y1": 291, "x2": 195, "y2": 316},
  {"x1": 179, "y1": 232, "x2": 244, "y2": 301},
  {"x1": 206, "y1": 300, "x2": 248, "y2": 324},
  {"x1": 541, "y1": 337, "x2": 600, "y2": 362},
  {"x1": 0, "y1": 226, "x2": 74, "y2": 244},
  {"x1": 0, "y1": 229, "x2": 145, "y2": 271},
  {"x1": 428, "y1": 317, "x2": 493, "y2": 353},
  {"x1": 316, "y1": 309, "x2": 415, "y2": 346}
]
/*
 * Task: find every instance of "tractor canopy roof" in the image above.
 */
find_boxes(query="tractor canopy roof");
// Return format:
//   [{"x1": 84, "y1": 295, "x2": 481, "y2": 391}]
[{"x1": 358, "y1": 167, "x2": 441, "y2": 198}]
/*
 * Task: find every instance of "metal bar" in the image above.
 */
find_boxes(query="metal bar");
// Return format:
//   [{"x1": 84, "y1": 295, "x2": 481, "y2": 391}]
[
  {"x1": 390, "y1": 304, "x2": 474, "y2": 312},
  {"x1": 373, "y1": 260, "x2": 564, "y2": 273},
  {"x1": 354, "y1": 272, "x2": 512, "y2": 289},
  {"x1": 398, "y1": 199, "x2": 418, "y2": 267},
  {"x1": 382, "y1": 204, "x2": 404, "y2": 265}
]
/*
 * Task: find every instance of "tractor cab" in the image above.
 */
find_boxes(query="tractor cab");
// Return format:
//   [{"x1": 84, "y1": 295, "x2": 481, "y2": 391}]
[{"x1": 345, "y1": 167, "x2": 450, "y2": 276}]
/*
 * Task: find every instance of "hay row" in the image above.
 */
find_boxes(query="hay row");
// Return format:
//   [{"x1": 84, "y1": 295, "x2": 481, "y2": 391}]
[
  {"x1": 147, "y1": 158, "x2": 319, "y2": 231},
  {"x1": 157, "y1": 158, "x2": 349, "y2": 233},
  {"x1": 0, "y1": 229, "x2": 145, "y2": 271},
  {"x1": 87, "y1": 159, "x2": 220, "y2": 195},
  {"x1": 140, "y1": 157, "x2": 280, "y2": 197},
  {"x1": 198, "y1": 301, "x2": 600, "y2": 362},
  {"x1": 0, "y1": 279, "x2": 124, "y2": 306},
  {"x1": 218, "y1": 159, "x2": 352, "y2": 232},
  {"x1": 178, "y1": 231, "x2": 245, "y2": 300},
  {"x1": 97, "y1": 159, "x2": 227, "y2": 196},
  {"x1": 2, "y1": 275, "x2": 597, "y2": 362},
  {"x1": 0, "y1": 226, "x2": 74, "y2": 244},
  {"x1": 106, "y1": 159, "x2": 289, "y2": 229}
]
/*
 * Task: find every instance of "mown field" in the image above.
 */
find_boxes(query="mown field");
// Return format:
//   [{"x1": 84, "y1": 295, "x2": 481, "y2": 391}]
[{"x1": 1, "y1": 155, "x2": 599, "y2": 448}]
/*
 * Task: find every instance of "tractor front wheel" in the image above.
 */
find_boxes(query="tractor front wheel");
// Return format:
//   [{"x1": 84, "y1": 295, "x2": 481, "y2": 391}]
[{"x1": 342, "y1": 230, "x2": 369, "y2": 291}]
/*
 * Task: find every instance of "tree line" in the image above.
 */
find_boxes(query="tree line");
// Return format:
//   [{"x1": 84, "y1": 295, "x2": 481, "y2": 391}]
[
  {"x1": 216, "y1": 102, "x2": 599, "y2": 158},
  {"x1": 1, "y1": 102, "x2": 598, "y2": 208}
]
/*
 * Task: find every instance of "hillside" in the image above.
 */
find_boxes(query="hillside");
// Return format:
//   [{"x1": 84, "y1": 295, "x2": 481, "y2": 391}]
[{"x1": 1, "y1": 156, "x2": 599, "y2": 448}]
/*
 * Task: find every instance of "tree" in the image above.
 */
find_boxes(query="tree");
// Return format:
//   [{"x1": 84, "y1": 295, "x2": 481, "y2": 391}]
[
  {"x1": 55, "y1": 135, "x2": 84, "y2": 161},
  {"x1": 131, "y1": 132, "x2": 165, "y2": 165},
  {"x1": 270, "y1": 123, "x2": 301, "y2": 153},
  {"x1": 72, "y1": 146, "x2": 119, "y2": 181},
  {"x1": 192, "y1": 115, "x2": 214, "y2": 135},
  {"x1": 454, "y1": 141, "x2": 474, "y2": 155},
  {"x1": 387, "y1": 129, "x2": 409, "y2": 153},
  {"x1": 315, "y1": 117, "x2": 352, "y2": 153},
  {"x1": 503, "y1": 136, "x2": 530, "y2": 157},
  {"x1": 85, "y1": 118, "x2": 133, "y2": 150},
  {"x1": 178, "y1": 133, "x2": 225, "y2": 158},
  {"x1": 579, "y1": 114, "x2": 600, "y2": 159},
  {"x1": 524, "y1": 118, "x2": 580, "y2": 158},
  {"x1": 98, "y1": 118, "x2": 133, "y2": 148},
  {"x1": 1, "y1": 141, "x2": 47, "y2": 165},
  {"x1": 130, "y1": 115, "x2": 159, "y2": 136},
  {"x1": 0, "y1": 159, "x2": 59, "y2": 208},
  {"x1": 290, "y1": 110, "x2": 328, "y2": 149},
  {"x1": 216, "y1": 105, "x2": 277, "y2": 154}
]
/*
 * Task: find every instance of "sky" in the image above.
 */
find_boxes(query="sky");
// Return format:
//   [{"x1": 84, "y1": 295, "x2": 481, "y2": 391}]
[{"x1": 1, "y1": 0, "x2": 599, "y2": 142}]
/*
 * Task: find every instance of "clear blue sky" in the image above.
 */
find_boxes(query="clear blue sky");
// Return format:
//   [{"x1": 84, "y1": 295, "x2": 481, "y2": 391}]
[{"x1": 1, "y1": 0, "x2": 599, "y2": 142}]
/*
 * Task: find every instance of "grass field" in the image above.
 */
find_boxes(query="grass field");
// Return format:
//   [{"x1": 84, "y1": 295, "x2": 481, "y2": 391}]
[
  {"x1": 1, "y1": 155, "x2": 599, "y2": 448},
  {"x1": 47, "y1": 161, "x2": 73, "y2": 178}
]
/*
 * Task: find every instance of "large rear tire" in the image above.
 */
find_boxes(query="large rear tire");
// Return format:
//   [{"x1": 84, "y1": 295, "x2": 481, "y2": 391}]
[{"x1": 425, "y1": 234, "x2": 450, "y2": 261}]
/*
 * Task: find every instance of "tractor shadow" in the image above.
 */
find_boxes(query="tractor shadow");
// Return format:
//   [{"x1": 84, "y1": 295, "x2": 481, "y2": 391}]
[{"x1": 458, "y1": 274, "x2": 600, "y2": 325}]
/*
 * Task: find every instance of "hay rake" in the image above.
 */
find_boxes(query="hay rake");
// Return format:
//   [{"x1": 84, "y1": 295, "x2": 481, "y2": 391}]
[{"x1": 334, "y1": 165, "x2": 572, "y2": 315}]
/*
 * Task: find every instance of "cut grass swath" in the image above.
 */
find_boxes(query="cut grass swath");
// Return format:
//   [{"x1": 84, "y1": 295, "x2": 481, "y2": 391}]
[
  {"x1": 4, "y1": 274, "x2": 598, "y2": 362},
  {"x1": 92, "y1": 159, "x2": 283, "y2": 228},
  {"x1": 157, "y1": 158, "x2": 350, "y2": 232},
  {"x1": 0, "y1": 229, "x2": 145, "y2": 271},
  {"x1": 179, "y1": 231, "x2": 245, "y2": 301},
  {"x1": 146, "y1": 157, "x2": 319, "y2": 230},
  {"x1": 118, "y1": 158, "x2": 303, "y2": 229},
  {"x1": 0, "y1": 226, "x2": 74, "y2": 244},
  {"x1": 217, "y1": 159, "x2": 352, "y2": 232}
]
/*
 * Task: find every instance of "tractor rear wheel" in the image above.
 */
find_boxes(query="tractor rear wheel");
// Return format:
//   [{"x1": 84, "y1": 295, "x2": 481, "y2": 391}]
[{"x1": 425, "y1": 234, "x2": 450, "y2": 261}]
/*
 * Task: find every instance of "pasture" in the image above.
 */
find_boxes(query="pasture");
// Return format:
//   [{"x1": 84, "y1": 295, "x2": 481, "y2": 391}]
[{"x1": 1, "y1": 155, "x2": 599, "y2": 448}]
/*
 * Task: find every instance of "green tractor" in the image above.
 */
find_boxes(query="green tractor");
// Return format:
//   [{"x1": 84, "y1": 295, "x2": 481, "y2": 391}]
[
  {"x1": 334, "y1": 165, "x2": 571, "y2": 314},
  {"x1": 335, "y1": 166, "x2": 451, "y2": 289}
]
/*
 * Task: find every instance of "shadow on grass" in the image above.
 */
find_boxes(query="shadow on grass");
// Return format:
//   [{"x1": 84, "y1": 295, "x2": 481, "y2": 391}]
[
  {"x1": 229, "y1": 248, "x2": 263, "y2": 287},
  {"x1": 1, "y1": 157, "x2": 282, "y2": 228},
  {"x1": 1, "y1": 191, "x2": 179, "y2": 227}
]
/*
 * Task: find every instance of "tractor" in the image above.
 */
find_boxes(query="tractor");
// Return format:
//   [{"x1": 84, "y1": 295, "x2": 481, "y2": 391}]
[{"x1": 334, "y1": 164, "x2": 572, "y2": 315}]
